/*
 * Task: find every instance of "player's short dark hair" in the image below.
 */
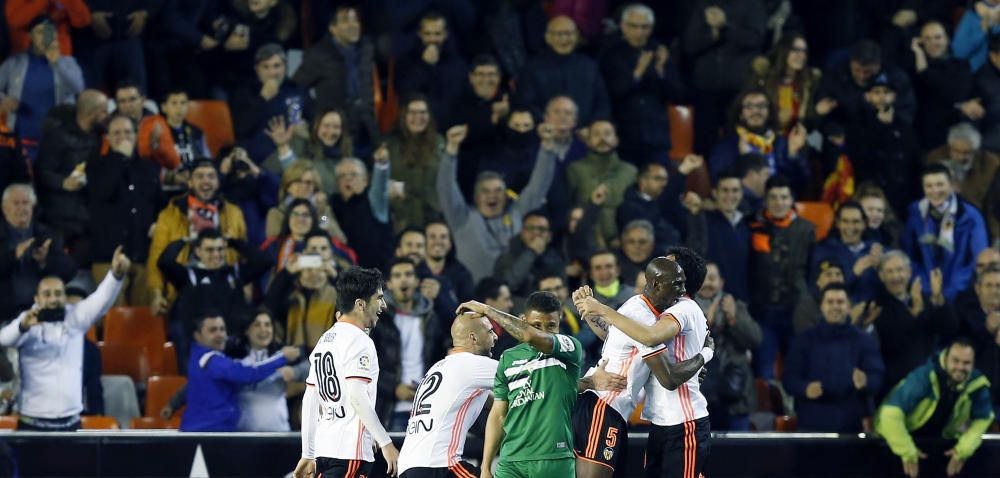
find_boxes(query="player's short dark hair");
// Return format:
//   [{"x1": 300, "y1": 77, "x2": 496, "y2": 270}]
[
  {"x1": 765, "y1": 174, "x2": 793, "y2": 195},
  {"x1": 849, "y1": 39, "x2": 881, "y2": 66},
  {"x1": 922, "y1": 163, "x2": 952, "y2": 181},
  {"x1": 819, "y1": 283, "x2": 850, "y2": 302},
  {"x1": 336, "y1": 267, "x2": 384, "y2": 314},
  {"x1": 475, "y1": 277, "x2": 506, "y2": 301},
  {"x1": 665, "y1": 246, "x2": 706, "y2": 294},
  {"x1": 389, "y1": 256, "x2": 416, "y2": 274},
  {"x1": 525, "y1": 291, "x2": 561, "y2": 315},
  {"x1": 948, "y1": 336, "x2": 976, "y2": 355},
  {"x1": 192, "y1": 228, "x2": 224, "y2": 249},
  {"x1": 471, "y1": 54, "x2": 500, "y2": 72}
]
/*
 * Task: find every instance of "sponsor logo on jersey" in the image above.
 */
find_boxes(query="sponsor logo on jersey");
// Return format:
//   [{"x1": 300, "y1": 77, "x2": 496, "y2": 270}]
[
  {"x1": 359, "y1": 354, "x2": 371, "y2": 371},
  {"x1": 557, "y1": 335, "x2": 575, "y2": 353},
  {"x1": 510, "y1": 381, "x2": 545, "y2": 408},
  {"x1": 321, "y1": 332, "x2": 335, "y2": 343}
]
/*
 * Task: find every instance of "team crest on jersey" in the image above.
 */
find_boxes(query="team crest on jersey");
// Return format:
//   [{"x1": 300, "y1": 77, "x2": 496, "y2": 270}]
[
  {"x1": 603, "y1": 446, "x2": 614, "y2": 461},
  {"x1": 359, "y1": 354, "x2": 371, "y2": 371}
]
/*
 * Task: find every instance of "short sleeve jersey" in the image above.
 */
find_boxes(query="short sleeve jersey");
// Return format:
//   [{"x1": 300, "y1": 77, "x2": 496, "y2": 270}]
[
  {"x1": 397, "y1": 352, "x2": 499, "y2": 473},
  {"x1": 493, "y1": 334, "x2": 583, "y2": 462},
  {"x1": 641, "y1": 297, "x2": 710, "y2": 426},
  {"x1": 584, "y1": 295, "x2": 667, "y2": 420},
  {"x1": 305, "y1": 322, "x2": 380, "y2": 461}
]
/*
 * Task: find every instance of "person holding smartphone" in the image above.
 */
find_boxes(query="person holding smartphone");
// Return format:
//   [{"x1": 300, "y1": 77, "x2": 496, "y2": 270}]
[{"x1": 0, "y1": 246, "x2": 130, "y2": 431}]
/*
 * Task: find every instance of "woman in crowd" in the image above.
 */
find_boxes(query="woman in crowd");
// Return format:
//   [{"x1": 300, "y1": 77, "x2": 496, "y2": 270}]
[
  {"x1": 387, "y1": 95, "x2": 443, "y2": 233},
  {"x1": 749, "y1": 34, "x2": 822, "y2": 134},
  {"x1": 265, "y1": 160, "x2": 346, "y2": 243},
  {"x1": 263, "y1": 109, "x2": 353, "y2": 190}
]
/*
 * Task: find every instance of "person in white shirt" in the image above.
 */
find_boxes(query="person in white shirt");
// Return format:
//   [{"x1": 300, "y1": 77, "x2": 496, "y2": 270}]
[
  {"x1": 397, "y1": 312, "x2": 498, "y2": 478},
  {"x1": 579, "y1": 248, "x2": 712, "y2": 478},
  {"x1": 294, "y1": 267, "x2": 400, "y2": 478},
  {"x1": 0, "y1": 246, "x2": 130, "y2": 431}
]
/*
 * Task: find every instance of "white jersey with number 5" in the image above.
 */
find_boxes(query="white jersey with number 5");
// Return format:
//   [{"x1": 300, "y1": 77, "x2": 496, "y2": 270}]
[
  {"x1": 641, "y1": 296, "x2": 710, "y2": 426},
  {"x1": 397, "y1": 352, "x2": 498, "y2": 474},
  {"x1": 305, "y1": 322, "x2": 380, "y2": 461}
]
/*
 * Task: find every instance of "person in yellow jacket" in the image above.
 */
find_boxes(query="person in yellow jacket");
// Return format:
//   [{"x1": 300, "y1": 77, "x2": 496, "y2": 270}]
[
  {"x1": 147, "y1": 158, "x2": 247, "y2": 315},
  {"x1": 875, "y1": 339, "x2": 994, "y2": 478}
]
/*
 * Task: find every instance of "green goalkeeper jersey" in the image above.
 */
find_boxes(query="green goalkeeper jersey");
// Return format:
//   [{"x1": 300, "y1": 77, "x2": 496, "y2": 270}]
[{"x1": 493, "y1": 334, "x2": 583, "y2": 462}]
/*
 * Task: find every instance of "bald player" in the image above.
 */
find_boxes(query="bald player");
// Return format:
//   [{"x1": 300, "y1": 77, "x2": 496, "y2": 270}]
[{"x1": 397, "y1": 313, "x2": 499, "y2": 478}]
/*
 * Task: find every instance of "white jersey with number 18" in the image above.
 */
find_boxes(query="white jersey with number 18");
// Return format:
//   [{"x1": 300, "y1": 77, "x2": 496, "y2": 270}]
[
  {"x1": 305, "y1": 321, "x2": 380, "y2": 462},
  {"x1": 397, "y1": 352, "x2": 498, "y2": 474}
]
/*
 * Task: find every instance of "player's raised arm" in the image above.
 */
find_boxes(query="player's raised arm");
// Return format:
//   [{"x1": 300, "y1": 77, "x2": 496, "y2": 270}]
[
  {"x1": 456, "y1": 301, "x2": 556, "y2": 354},
  {"x1": 577, "y1": 294, "x2": 680, "y2": 347}
]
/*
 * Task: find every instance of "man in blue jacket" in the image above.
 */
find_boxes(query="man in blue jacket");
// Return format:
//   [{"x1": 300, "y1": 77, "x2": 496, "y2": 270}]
[
  {"x1": 783, "y1": 284, "x2": 885, "y2": 432},
  {"x1": 903, "y1": 164, "x2": 988, "y2": 301},
  {"x1": 180, "y1": 313, "x2": 300, "y2": 432}
]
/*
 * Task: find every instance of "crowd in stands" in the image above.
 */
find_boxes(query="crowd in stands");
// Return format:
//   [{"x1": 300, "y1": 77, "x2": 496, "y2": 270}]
[{"x1": 0, "y1": 0, "x2": 998, "y2": 455}]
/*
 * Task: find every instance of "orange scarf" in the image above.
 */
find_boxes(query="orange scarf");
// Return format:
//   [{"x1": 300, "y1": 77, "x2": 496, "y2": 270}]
[
  {"x1": 186, "y1": 196, "x2": 219, "y2": 235},
  {"x1": 736, "y1": 126, "x2": 776, "y2": 155}
]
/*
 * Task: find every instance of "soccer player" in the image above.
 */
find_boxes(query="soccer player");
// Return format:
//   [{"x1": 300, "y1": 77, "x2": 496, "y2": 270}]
[
  {"x1": 579, "y1": 248, "x2": 712, "y2": 478},
  {"x1": 397, "y1": 312, "x2": 499, "y2": 478},
  {"x1": 456, "y1": 292, "x2": 582, "y2": 478},
  {"x1": 294, "y1": 267, "x2": 400, "y2": 478},
  {"x1": 570, "y1": 257, "x2": 713, "y2": 478}
]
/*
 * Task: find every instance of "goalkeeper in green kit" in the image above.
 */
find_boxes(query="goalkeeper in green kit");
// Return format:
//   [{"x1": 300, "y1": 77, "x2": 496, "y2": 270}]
[{"x1": 457, "y1": 291, "x2": 582, "y2": 478}]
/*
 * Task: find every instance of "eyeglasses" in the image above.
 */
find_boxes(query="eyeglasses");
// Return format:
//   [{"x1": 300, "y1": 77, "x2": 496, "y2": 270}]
[{"x1": 742, "y1": 102, "x2": 769, "y2": 110}]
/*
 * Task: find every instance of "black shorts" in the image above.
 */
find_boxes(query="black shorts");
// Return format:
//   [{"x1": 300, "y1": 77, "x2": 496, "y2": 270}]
[
  {"x1": 316, "y1": 457, "x2": 373, "y2": 478},
  {"x1": 644, "y1": 417, "x2": 711, "y2": 478},
  {"x1": 572, "y1": 391, "x2": 629, "y2": 474},
  {"x1": 400, "y1": 461, "x2": 480, "y2": 478}
]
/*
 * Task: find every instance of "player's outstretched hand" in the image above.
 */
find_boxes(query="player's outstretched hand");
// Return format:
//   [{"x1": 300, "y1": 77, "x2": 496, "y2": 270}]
[
  {"x1": 293, "y1": 458, "x2": 316, "y2": 478},
  {"x1": 591, "y1": 359, "x2": 627, "y2": 392},
  {"x1": 381, "y1": 442, "x2": 400, "y2": 476}
]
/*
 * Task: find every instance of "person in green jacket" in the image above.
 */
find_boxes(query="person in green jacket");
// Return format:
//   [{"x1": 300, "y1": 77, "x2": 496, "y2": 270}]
[
  {"x1": 566, "y1": 120, "x2": 637, "y2": 245},
  {"x1": 875, "y1": 339, "x2": 994, "y2": 478}
]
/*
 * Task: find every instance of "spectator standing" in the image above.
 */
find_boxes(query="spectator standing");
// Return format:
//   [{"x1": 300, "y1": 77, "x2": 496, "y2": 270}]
[
  {"x1": 903, "y1": 164, "x2": 989, "y2": 301},
  {"x1": 230, "y1": 44, "x2": 312, "y2": 163},
  {"x1": 910, "y1": 21, "x2": 976, "y2": 151},
  {"x1": 5, "y1": 0, "x2": 91, "y2": 56},
  {"x1": 387, "y1": 97, "x2": 443, "y2": 233},
  {"x1": 395, "y1": 13, "x2": 467, "y2": 128},
  {"x1": 810, "y1": 202, "x2": 882, "y2": 303},
  {"x1": 517, "y1": 15, "x2": 610, "y2": 125},
  {"x1": 493, "y1": 212, "x2": 565, "y2": 301},
  {"x1": 871, "y1": 251, "x2": 957, "y2": 400},
  {"x1": 292, "y1": 6, "x2": 377, "y2": 154},
  {"x1": 856, "y1": 183, "x2": 902, "y2": 249},
  {"x1": 180, "y1": 313, "x2": 299, "y2": 432},
  {"x1": 219, "y1": 145, "x2": 279, "y2": 249},
  {"x1": 450, "y1": 55, "x2": 508, "y2": 198},
  {"x1": 748, "y1": 175, "x2": 815, "y2": 379},
  {"x1": 955, "y1": 264, "x2": 1000, "y2": 411},
  {"x1": 76, "y1": 0, "x2": 151, "y2": 92},
  {"x1": 616, "y1": 160, "x2": 689, "y2": 254},
  {"x1": 263, "y1": 109, "x2": 352, "y2": 192},
  {"x1": 972, "y1": 34, "x2": 1000, "y2": 153},
  {"x1": 158, "y1": 88, "x2": 210, "y2": 187},
  {"x1": 683, "y1": 0, "x2": 767, "y2": 155},
  {"x1": 147, "y1": 159, "x2": 247, "y2": 316},
  {"x1": 601, "y1": 4, "x2": 683, "y2": 164},
  {"x1": 0, "y1": 246, "x2": 128, "y2": 431},
  {"x1": 876, "y1": 340, "x2": 994, "y2": 478},
  {"x1": 0, "y1": 17, "x2": 84, "y2": 161},
  {"x1": 35, "y1": 89, "x2": 107, "y2": 265},
  {"x1": 566, "y1": 120, "x2": 637, "y2": 246},
  {"x1": 87, "y1": 114, "x2": 160, "y2": 306},
  {"x1": 695, "y1": 262, "x2": 762, "y2": 431},
  {"x1": 0, "y1": 184, "x2": 76, "y2": 325},
  {"x1": 436, "y1": 124, "x2": 557, "y2": 283},
  {"x1": 747, "y1": 34, "x2": 820, "y2": 134},
  {"x1": 393, "y1": 228, "x2": 459, "y2": 324},
  {"x1": 265, "y1": 160, "x2": 345, "y2": 243},
  {"x1": 783, "y1": 284, "x2": 885, "y2": 432},
  {"x1": 424, "y1": 221, "x2": 474, "y2": 303},
  {"x1": 330, "y1": 151, "x2": 392, "y2": 271},
  {"x1": 371, "y1": 258, "x2": 445, "y2": 430},
  {"x1": 688, "y1": 169, "x2": 751, "y2": 302},
  {"x1": 953, "y1": 1, "x2": 1000, "y2": 72},
  {"x1": 815, "y1": 40, "x2": 917, "y2": 127},
  {"x1": 926, "y1": 123, "x2": 1000, "y2": 236}
]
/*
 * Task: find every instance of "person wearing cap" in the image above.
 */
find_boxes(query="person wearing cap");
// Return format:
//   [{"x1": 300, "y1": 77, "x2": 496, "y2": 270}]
[
  {"x1": 229, "y1": 43, "x2": 313, "y2": 164},
  {"x1": 847, "y1": 71, "x2": 922, "y2": 215},
  {"x1": 815, "y1": 39, "x2": 917, "y2": 126},
  {"x1": 88, "y1": 114, "x2": 160, "y2": 307},
  {"x1": 0, "y1": 16, "x2": 84, "y2": 162},
  {"x1": 146, "y1": 158, "x2": 247, "y2": 317}
]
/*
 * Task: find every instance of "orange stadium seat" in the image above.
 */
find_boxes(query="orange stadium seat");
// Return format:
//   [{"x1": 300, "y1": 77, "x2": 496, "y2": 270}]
[
  {"x1": 796, "y1": 201, "x2": 834, "y2": 240},
  {"x1": 668, "y1": 104, "x2": 694, "y2": 160},
  {"x1": 99, "y1": 342, "x2": 152, "y2": 384},
  {"x1": 0, "y1": 415, "x2": 17, "y2": 429},
  {"x1": 775, "y1": 415, "x2": 798, "y2": 432},
  {"x1": 162, "y1": 342, "x2": 178, "y2": 376},
  {"x1": 185, "y1": 100, "x2": 235, "y2": 157},
  {"x1": 104, "y1": 307, "x2": 165, "y2": 346},
  {"x1": 146, "y1": 375, "x2": 187, "y2": 419},
  {"x1": 81, "y1": 415, "x2": 120, "y2": 429}
]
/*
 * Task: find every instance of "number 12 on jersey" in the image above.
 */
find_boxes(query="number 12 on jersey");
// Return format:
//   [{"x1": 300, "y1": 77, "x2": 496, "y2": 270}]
[{"x1": 408, "y1": 371, "x2": 443, "y2": 433}]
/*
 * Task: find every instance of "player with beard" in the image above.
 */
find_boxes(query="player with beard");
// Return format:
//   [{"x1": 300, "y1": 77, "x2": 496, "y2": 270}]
[{"x1": 577, "y1": 247, "x2": 712, "y2": 478}]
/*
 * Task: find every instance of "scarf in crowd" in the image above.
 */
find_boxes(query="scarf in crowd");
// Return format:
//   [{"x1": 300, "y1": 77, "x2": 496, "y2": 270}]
[
  {"x1": 776, "y1": 80, "x2": 802, "y2": 134},
  {"x1": 918, "y1": 194, "x2": 957, "y2": 254},
  {"x1": 187, "y1": 195, "x2": 219, "y2": 235},
  {"x1": 736, "y1": 126, "x2": 777, "y2": 171},
  {"x1": 751, "y1": 210, "x2": 798, "y2": 254},
  {"x1": 275, "y1": 237, "x2": 301, "y2": 272}
]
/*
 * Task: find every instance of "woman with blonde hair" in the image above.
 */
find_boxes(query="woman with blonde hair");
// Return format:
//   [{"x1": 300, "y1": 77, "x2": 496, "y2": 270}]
[{"x1": 265, "y1": 159, "x2": 346, "y2": 243}]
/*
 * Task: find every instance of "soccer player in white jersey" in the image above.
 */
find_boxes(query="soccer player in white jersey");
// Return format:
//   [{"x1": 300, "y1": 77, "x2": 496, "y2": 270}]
[
  {"x1": 397, "y1": 312, "x2": 498, "y2": 478},
  {"x1": 580, "y1": 249, "x2": 712, "y2": 478},
  {"x1": 571, "y1": 257, "x2": 713, "y2": 478},
  {"x1": 294, "y1": 267, "x2": 399, "y2": 478}
]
